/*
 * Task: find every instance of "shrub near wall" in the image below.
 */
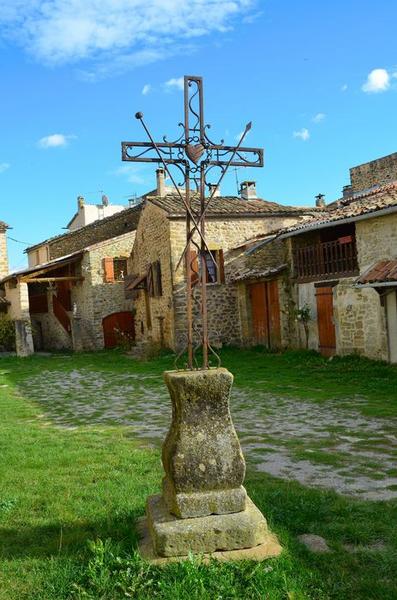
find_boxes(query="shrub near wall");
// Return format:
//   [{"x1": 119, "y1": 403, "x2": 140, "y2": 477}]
[{"x1": 0, "y1": 315, "x2": 16, "y2": 351}]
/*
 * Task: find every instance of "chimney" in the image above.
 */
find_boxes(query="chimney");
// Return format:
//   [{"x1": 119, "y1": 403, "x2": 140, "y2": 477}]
[
  {"x1": 77, "y1": 195, "x2": 85, "y2": 210},
  {"x1": 240, "y1": 181, "x2": 257, "y2": 200},
  {"x1": 102, "y1": 194, "x2": 109, "y2": 206},
  {"x1": 342, "y1": 185, "x2": 354, "y2": 200},
  {"x1": 0, "y1": 221, "x2": 10, "y2": 280},
  {"x1": 208, "y1": 183, "x2": 221, "y2": 198},
  {"x1": 315, "y1": 193, "x2": 326, "y2": 208},
  {"x1": 156, "y1": 168, "x2": 167, "y2": 197}
]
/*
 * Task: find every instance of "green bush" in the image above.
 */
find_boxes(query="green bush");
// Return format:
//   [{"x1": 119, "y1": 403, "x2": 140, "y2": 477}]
[{"x1": 0, "y1": 314, "x2": 15, "y2": 351}]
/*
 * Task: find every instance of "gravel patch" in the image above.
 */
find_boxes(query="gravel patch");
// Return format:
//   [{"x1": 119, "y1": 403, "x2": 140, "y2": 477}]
[{"x1": 23, "y1": 368, "x2": 397, "y2": 501}]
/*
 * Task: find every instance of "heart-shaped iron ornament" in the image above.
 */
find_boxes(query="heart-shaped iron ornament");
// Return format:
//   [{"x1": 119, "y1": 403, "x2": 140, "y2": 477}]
[{"x1": 186, "y1": 143, "x2": 205, "y2": 164}]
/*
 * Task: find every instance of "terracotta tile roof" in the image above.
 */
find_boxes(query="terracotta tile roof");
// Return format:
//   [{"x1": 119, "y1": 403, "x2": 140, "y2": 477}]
[
  {"x1": 146, "y1": 194, "x2": 315, "y2": 217},
  {"x1": 25, "y1": 203, "x2": 142, "y2": 252},
  {"x1": 280, "y1": 182, "x2": 397, "y2": 236},
  {"x1": 357, "y1": 260, "x2": 397, "y2": 285}
]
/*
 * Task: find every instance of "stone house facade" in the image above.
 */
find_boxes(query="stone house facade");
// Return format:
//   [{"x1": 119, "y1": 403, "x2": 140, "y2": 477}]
[
  {"x1": 127, "y1": 176, "x2": 317, "y2": 353},
  {"x1": 2, "y1": 204, "x2": 142, "y2": 354},
  {"x1": 239, "y1": 152, "x2": 397, "y2": 362}
]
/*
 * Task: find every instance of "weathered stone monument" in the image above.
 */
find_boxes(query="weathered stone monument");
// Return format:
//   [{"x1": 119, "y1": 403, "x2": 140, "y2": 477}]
[{"x1": 122, "y1": 76, "x2": 281, "y2": 561}]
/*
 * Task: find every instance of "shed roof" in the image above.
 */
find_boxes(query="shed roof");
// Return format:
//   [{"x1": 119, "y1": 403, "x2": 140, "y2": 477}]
[
  {"x1": 356, "y1": 260, "x2": 397, "y2": 286},
  {"x1": 25, "y1": 203, "x2": 142, "y2": 252}
]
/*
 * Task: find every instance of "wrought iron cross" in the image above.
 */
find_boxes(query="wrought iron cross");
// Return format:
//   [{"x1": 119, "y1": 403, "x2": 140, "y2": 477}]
[{"x1": 121, "y1": 75, "x2": 263, "y2": 369}]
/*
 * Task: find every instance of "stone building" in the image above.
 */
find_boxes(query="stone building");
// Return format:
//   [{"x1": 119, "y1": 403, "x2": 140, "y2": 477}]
[
  {"x1": 126, "y1": 169, "x2": 317, "y2": 352},
  {"x1": 66, "y1": 194, "x2": 126, "y2": 232},
  {"x1": 238, "y1": 152, "x2": 397, "y2": 362},
  {"x1": 2, "y1": 203, "x2": 142, "y2": 353}
]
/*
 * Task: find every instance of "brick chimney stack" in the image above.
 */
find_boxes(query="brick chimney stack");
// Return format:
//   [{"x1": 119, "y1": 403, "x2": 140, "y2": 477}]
[
  {"x1": 102, "y1": 194, "x2": 109, "y2": 206},
  {"x1": 315, "y1": 193, "x2": 326, "y2": 208},
  {"x1": 240, "y1": 181, "x2": 257, "y2": 200},
  {"x1": 77, "y1": 195, "x2": 85, "y2": 210},
  {"x1": 0, "y1": 221, "x2": 10, "y2": 280},
  {"x1": 156, "y1": 168, "x2": 167, "y2": 197}
]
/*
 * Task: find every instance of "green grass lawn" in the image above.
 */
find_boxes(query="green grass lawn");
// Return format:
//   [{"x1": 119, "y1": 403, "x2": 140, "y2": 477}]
[{"x1": 0, "y1": 349, "x2": 396, "y2": 599}]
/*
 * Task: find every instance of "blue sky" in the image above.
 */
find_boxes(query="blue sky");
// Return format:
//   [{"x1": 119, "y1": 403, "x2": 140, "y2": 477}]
[{"x1": 1, "y1": 0, "x2": 396, "y2": 270}]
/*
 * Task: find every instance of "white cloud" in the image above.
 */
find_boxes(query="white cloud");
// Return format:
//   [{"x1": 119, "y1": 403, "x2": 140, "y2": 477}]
[
  {"x1": 362, "y1": 68, "x2": 390, "y2": 93},
  {"x1": 142, "y1": 83, "x2": 151, "y2": 95},
  {"x1": 312, "y1": 112, "x2": 325, "y2": 123},
  {"x1": 164, "y1": 77, "x2": 184, "y2": 92},
  {"x1": 0, "y1": 1, "x2": 254, "y2": 76},
  {"x1": 293, "y1": 128, "x2": 310, "y2": 141},
  {"x1": 0, "y1": 162, "x2": 10, "y2": 173},
  {"x1": 112, "y1": 165, "x2": 146, "y2": 185},
  {"x1": 341, "y1": 84, "x2": 348, "y2": 92},
  {"x1": 37, "y1": 133, "x2": 76, "y2": 148}
]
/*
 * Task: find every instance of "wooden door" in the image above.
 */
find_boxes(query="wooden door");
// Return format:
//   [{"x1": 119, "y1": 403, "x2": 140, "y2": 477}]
[
  {"x1": 315, "y1": 286, "x2": 336, "y2": 356},
  {"x1": 102, "y1": 311, "x2": 135, "y2": 348},
  {"x1": 249, "y1": 281, "x2": 281, "y2": 348}
]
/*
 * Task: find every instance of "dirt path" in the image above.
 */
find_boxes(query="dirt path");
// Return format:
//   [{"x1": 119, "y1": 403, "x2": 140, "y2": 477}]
[{"x1": 24, "y1": 368, "x2": 397, "y2": 501}]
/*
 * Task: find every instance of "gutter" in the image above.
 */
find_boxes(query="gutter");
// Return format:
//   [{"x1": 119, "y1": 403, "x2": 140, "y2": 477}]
[{"x1": 355, "y1": 281, "x2": 397, "y2": 289}]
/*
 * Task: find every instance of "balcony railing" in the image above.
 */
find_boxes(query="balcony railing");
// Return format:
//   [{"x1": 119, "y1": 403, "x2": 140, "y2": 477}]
[{"x1": 293, "y1": 237, "x2": 358, "y2": 281}]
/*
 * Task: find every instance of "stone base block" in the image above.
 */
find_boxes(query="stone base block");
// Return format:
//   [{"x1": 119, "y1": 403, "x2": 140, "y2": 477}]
[
  {"x1": 145, "y1": 494, "x2": 277, "y2": 558},
  {"x1": 162, "y1": 477, "x2": 247, "y2": 518}
]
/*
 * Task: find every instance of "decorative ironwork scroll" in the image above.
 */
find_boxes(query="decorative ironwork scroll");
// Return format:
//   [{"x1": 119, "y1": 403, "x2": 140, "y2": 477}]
[{"x1": 121, "y1": 75, "x2": 264, "y2": 369}]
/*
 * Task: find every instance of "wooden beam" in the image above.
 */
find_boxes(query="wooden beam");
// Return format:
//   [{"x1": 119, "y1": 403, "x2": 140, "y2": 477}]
[{"x1": 23, "y1": 276, "x2": 84, "y2": 283}]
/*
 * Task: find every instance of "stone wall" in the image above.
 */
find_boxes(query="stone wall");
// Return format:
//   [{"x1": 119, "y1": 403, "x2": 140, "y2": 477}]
[
  {"x1": 333, "y1": 279, "x2": 387, "y2": 361},
  {"x1": 234, "y1": 239, "x2": 297, "y2": 348},
  {"x1": 292, "y1": 212, "x2": 397, "y2": 360},
  {"x1": 170, "y1": 215, "x2": 301, "y2": 350},
  {"x1": 74, "y1": 231, "x2": 136, "y2": 349},
  {"x1": 5, "y1": 280, "x2": 34, "y2": 356},
  {"x1": 296, "y1": 282, "x2": 319, "y2": 350},
  {"x1": 131, "y1": 203, "x2": 174, "y2": 348},
  {"x1": 355, "y1": 212, "x2": 397, "y2": 272},
  {"x1": 27, "y1": 231, "x2": 136, "y2": 351},
  {"x1": 350, "y1": 152, "x2": 397, "y2": 192},
  {"x1": 0, "y1": 230, "x2": 9, "y2": 279}
]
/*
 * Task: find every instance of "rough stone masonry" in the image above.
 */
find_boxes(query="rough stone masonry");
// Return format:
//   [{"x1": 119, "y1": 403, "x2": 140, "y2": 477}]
[{"x1": 139, "y1": 368, "x2": 281, "y2": 562}]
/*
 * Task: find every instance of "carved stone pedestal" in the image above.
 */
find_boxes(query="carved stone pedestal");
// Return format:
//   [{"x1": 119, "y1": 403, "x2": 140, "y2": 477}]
[{"x1": 138, "y1": 368, "x2": 281, "y2": 562}]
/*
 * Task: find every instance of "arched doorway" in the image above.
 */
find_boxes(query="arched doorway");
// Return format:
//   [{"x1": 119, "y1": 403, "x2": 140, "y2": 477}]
[{"x1": 102, "y1": 312, "x2": 135, "y2": 348}]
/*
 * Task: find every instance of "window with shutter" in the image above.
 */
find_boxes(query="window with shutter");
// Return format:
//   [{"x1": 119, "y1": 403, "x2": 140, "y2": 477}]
[{"x1": 114, "y1": 258, "x2": 128, "y2": 281}]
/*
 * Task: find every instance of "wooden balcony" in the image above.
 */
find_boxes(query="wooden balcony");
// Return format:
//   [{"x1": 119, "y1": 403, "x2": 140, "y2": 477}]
[{"x1": 293, "y1": 237, "x2": 358, "y2": 281}]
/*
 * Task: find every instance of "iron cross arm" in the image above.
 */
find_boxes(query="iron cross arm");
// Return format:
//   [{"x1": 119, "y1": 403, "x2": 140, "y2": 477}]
[{"x1": 121, "y1": 140, "x2": 263, "y2": 169}]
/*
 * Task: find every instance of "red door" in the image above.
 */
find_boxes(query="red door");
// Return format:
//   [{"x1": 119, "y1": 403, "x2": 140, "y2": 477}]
[
  {"x1": 102, "y1": 312, "x2": 135, "y2": 348},
  {"x1": 315, "y1": 286, "x2": 336, "y2": 356},
  {"x1": 248, "y1": 281, "x2": 281, "y2": 348}
]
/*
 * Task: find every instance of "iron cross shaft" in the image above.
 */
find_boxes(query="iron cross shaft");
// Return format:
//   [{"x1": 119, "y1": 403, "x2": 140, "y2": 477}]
[{"x1": 121, "y1": 75, "x2": 264, "y2": 369}]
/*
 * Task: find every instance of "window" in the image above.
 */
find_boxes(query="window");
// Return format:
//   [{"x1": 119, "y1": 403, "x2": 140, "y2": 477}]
[
  {"x1": 188, "y1": 249, "x2": 225, "y2": 285},
  {"x1": 114, "y1": 258, "x2": 128, "y2": 281},
  {"x1": 103, "y1": 257, "x2": 128, "y2": 283},
  {"x1": 147, "y1": 260, "x2": 162, "y2": 297}
]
